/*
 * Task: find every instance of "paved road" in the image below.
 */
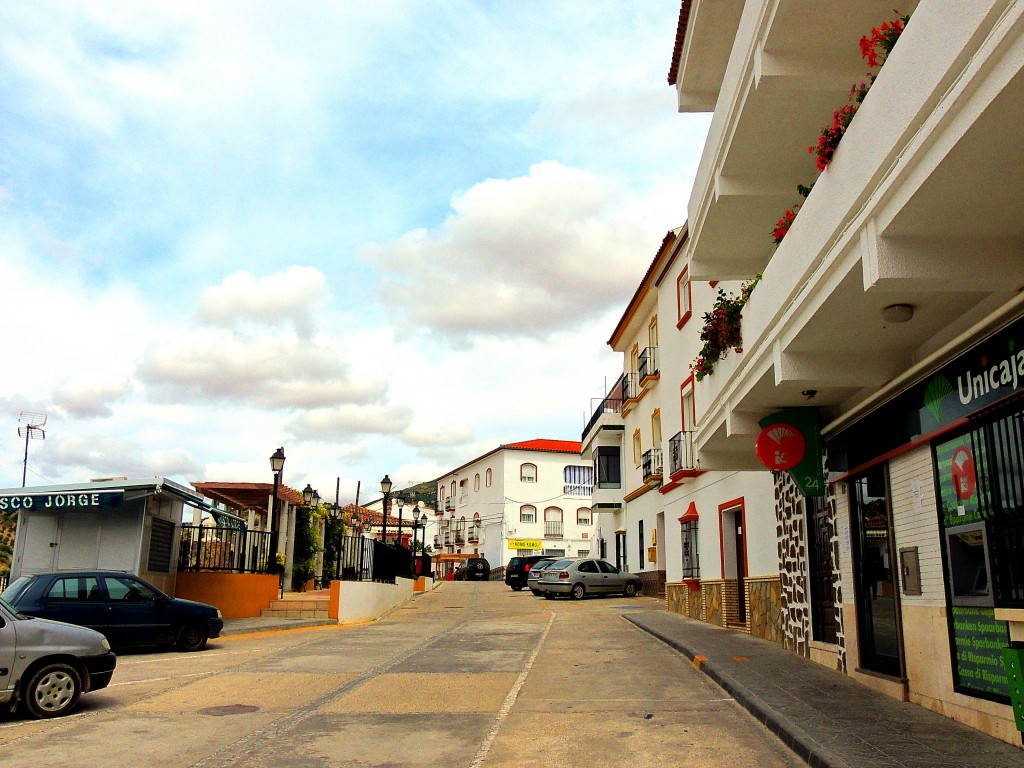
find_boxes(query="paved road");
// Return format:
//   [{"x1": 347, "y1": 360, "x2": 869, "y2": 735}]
[{"x1": 0, "y1": 582, "x2": 802, "y2": 767}]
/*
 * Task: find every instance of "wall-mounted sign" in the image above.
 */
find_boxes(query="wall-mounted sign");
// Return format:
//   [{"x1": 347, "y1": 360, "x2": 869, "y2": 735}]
[
  {"x1": 508, "y1": 538, "x2": 542, "y2": 550},
  {"x1": 951, "y1": 445, "x2": 977, "y2": 501},
  {"x1": 0, "y1": 491, "x2": 123, "y2": 512},
  {"x1": 754, "y1": 423, "x2": 806, "y2": 471},
  {"x1": 757, "y1": 407, "x2": 825, "y2": 496}
]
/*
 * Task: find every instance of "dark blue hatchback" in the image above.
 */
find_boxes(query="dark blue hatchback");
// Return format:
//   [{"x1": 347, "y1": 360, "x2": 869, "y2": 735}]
[{"x1": 1, "y1": 570, "x2": 223, "y2": 652}]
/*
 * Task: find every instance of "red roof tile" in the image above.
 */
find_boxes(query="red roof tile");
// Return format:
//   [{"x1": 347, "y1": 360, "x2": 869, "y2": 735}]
[
  {"x1": 502, "y1": 439, "x2": 582, "y2": 454},
  {"x1": 668, "y1": 0, "x2": 693, "y2": 86}
]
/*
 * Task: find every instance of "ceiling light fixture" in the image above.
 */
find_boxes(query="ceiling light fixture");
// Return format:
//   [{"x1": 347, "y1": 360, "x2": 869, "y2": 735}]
[{"x1": 882, "y1": 303, "x2": 914, "y2": 324}]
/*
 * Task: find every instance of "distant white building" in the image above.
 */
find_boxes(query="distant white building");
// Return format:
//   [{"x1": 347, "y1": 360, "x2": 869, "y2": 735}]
[{"x1": 433, "y1": 440, "x2": 595, "y2": 576}]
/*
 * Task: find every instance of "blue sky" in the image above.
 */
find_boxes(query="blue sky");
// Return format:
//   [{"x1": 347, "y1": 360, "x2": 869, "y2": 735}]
[{"x1": 1, "y1": 1, "x2": 709, "y2": 502}]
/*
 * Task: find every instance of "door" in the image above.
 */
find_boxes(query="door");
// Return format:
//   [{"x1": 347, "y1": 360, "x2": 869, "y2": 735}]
[
  {"x1": 721, "y1": 505, "x2": 747, "y2": 625},
  {"x1": 807, "y1": 497, "x2": 838, "y2": 644},
  {"x1": 56, "y1": 512, "x2": 102, "y2": 570},
  {"x1": 0, "y1": 607, "x2": 16, "y2": 688},
  {"x1": 103, "y1": 575, "x2": 173, "y2": 648},
  {"x1": 597, "y1": 558, "x2": 626, "y2": 591},
  {"x1": 615, "y1": 531, "x2": 626, "y2": 572},
  {"x1": 851, "y1": 465, "x2": 903, "y2": 677},
  {"x1": 575, "y1": 559, "x2": 603, "y2": 592},
  {"x1": 35, "y1": 574, "x2": 108, "y2": 636},
  {"x1": 16, "y1": 512, "x2": 59, "y2": 575}
]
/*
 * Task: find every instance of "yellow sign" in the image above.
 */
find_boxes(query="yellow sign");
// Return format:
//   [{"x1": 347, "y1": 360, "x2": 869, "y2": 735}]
[{"x1": 508, "y1": 539, "x2": 543, "y2": 550}]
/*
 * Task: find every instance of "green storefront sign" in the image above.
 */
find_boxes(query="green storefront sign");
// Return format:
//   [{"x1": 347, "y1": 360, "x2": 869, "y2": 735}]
[{"x1": 0, "y1": 491, "x2": 123, "y2": 512}]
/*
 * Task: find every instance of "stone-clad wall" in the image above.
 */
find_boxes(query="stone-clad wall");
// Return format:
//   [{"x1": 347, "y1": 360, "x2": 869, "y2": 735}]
[
  {"x1": 747, "y1": 575, "x2": 784, "y2": 643},
  {"x1": 774, "y1": 468, "x2": 846, "y2": 671}
]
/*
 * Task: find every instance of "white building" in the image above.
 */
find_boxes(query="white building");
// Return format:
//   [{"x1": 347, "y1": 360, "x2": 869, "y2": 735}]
[
  {"x1": 583, "y1": 226, "x2": 777, "y2": 609},
  {"x1": 434, "y1": 440, "x2": 595, "y2": 575},
  {"x1": 671, "y1": 0, "x2": 1024, "y2": 746}
]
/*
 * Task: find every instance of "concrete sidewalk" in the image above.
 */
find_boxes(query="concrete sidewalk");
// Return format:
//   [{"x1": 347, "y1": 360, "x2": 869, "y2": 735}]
[
  {"x1": 625, "y1": 609, "x2": 1024, "y2": 768},
  {"x1": 220, "y1": 615, "x2": 336, "y2": 636}
]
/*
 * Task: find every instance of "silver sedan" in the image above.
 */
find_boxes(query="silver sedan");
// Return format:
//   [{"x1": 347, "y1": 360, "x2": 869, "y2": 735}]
[{"x1": 537, "y1": 558, "x2": 642, "y2": 599}]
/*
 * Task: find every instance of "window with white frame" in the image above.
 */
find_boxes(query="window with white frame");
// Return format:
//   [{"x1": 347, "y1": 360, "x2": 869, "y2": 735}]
[
  {"x1": 521, "y1": 463, "x2": 537, "y2": 482},
  {"x1": 520, "y1": 505, "x2": 536, "y2": 523},
  {"x1": 544, "y1": 507, "x2": 563, "y2": 538},
  {"x1": 577, "y1": 507, "x2": 591, "y2": 525}
]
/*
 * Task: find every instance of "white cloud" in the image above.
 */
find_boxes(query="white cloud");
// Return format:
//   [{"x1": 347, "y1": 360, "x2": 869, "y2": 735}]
[
  {"x1": 137, "y1": 328, "x2": 385, "y2": 409},
  {"x1": 51, "y1": 377, "x2": 132, "y2": 418},
  {"x1": 38, "y1": 434, "x2": 203, "y2": 481},
  {"x1": 401, "y1": 424, "x2": 474, "y2": 449},
  {"x1": 198, "y1": 266, "x2": 329, "y2": 337},
  {"x1": 368, "y1": 161, "x2": 663, "y2": 340},
  {"x1": 287, "y1": 404, "x2": 415, "y2": 441}
]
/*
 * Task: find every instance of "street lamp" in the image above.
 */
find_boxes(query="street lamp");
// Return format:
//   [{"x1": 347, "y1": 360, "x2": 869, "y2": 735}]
[
  {"x1": 268, "y1": 447, "x2": 286, "y2": 573},
  {"x1": 380, "y1": 474, "x2": 392, "y2": 545},
  {"x1": 397, "y1": 498, "x2": 405, "y2": 549},
  {"x1": 420, "y1": 512, "x2": 428, "y2": 550}
]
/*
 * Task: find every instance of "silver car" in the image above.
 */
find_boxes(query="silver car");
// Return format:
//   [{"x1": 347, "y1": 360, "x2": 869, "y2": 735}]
[
  {"x1": 537, "y1": 558, "x2": 642, "y2": 599},
  {"x1": 0, "y1": 595, "x2": 116, "y2": 718},
  {"x1": 526, "y1": 557, "x2": 560, "y2": 595}
]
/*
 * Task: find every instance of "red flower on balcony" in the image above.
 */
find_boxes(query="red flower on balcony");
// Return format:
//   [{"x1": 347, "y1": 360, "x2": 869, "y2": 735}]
[
  {"x1": 860, "y1": 14, "x2": 908, "y2": 69},
  {"x1": 772, "y1": 207, "x2": 799, "y2": 244}
]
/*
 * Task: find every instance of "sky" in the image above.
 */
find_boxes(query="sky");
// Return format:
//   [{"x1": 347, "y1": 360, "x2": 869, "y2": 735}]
[{"x1": 0, "y1": 1, "x2": 709, "y2": 504}]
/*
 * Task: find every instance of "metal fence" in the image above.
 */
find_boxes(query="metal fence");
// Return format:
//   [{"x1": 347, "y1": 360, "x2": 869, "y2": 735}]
[
  {"x1": 178, "y1": 524, "x2": 274, "y2": 574},
  {"x1": 331, "y1": 535, "x2": 430, "y2": 584}
]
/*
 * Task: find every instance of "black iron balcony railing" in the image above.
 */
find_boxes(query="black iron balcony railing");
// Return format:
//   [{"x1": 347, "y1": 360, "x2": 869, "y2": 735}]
[
  {"x1": 444, "y1": 497, "x2": 454, "y2": 511},
  {"x1": 669, "y1": 431, "x2": 698, "y2": 474},
  {"x1": 544, "y1": 521, "x2": 564, "y2": 539},
  {"x1": 642, "y1": 447, "x2": 664, "y2": 484},
  {"x1": 638, "y1": 346, "x2": 659, "y2": 381},
  {"x1": 468, "y1": 525, "x2": 480, "y2": 543},
  {"x1": 621, "y1": 373, "x2": 638, "y2": 402},
  {"x1": 582, "y1": 391, "x2": 623, "y2": 440}
]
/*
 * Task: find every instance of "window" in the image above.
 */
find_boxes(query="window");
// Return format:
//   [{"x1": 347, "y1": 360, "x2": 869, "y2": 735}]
[
  {"x1": 577, "y1": 508, "x2": 591, "y2": 525},
  {"x1": 631, "y1": 344, "x2": 639, "y2": 374},
  {"x1": 520, "y1": 505, "x2": 536, "y2": 523},
  {"x1": 544, "y1": 507, "x2": 564, "y2": 538},
  {"x1": 46, "y1": 576, "x2": 101, "y2": 601},
  {"x1": 649, "y1": 316, "x2": 659, "y2": 348},
  {"x1": 681, "y1": 383, "x2": 695, "y2": 431},
  {"x1": 680, "y1": 518, "x2": 699, "y2": 578},
  {"x1": 104, "y1": 576, "x2": 159, "y2": 603},
  {"x1": 598, "y1": 560, "x2": 619, "y2": 574},
  {"x1": 474, "y1": 473, "x2": 480, "y2": 491},
  {"x1": 578, "y1": 549, "x2": 591, "y2": 558},
  {"x1": 521, "y1": 463, "x2": 537, "y2": 482},
  {"x1": 486, "y1": 468, "x2": 492, "y2": 487},
  {"x1": 450, "y1": 481, "x2": 456, "y2": 498},
  {"x1": 563, "y1": 465, "x2": 593, "y2": 497},
  {"x1": 595, "y1": 446, "x2": 621, "y2": 489},
  {"x1": 652, "y1": 409, "x2": 662, "y2": 447},
  {"x1": 633, "y1": 430, "x2": 642, "y2": 467},
  {"x1": 577, "y1": 560, "x2": 598, "y2": 574},
  {"x1": 676, "y1": 267, "x2": 692, "y2": 327}
]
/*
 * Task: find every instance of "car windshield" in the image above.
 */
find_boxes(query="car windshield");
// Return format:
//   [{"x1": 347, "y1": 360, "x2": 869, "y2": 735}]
[
  {"x1": 547, "y1": 559, "x2": 574, "y2": 570},
  {"x1": 1, "y1": 575, "x2": 32, "y2": 604},
  {"x1": 0, "y1": 594, "x2": 27, "y2": 619}
]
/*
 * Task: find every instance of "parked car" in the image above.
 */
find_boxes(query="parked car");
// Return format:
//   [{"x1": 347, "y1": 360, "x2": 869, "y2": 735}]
[
  {"x1": 505, "y1": 555, "x2": 555, "y2": 591},
  {"x1": 526, "y1": 557, "x2": 560, "y2": 595},
  {"x1": 2, "y1": 570, "x2": 224, "y2": 652},
  {"x1": 536, "y1": 558, "x2": 641, "y2": 599},
  {"x1": 453, "y1": 558, "x2": 490, "y2": 581},
  {"x1": 0, "y1": 595, "x2": 116, "y2": 718}
]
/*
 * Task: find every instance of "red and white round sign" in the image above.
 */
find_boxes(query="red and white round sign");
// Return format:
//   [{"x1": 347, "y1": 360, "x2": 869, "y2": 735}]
[{"x1": 754, "y1": 423, "x2": 806, "y2": 471}]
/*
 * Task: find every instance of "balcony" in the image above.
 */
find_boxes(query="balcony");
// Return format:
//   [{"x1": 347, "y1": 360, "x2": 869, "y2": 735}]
[
  {"x1": 455, "y1": 531, "x2": 466, "y2": 545},
  {"x1": 642, "y1": 448, "x2": 664, "y2": 486},
  {"x1": 669, "y1": 431, "x2": 701, "y2": 477},
  {"x1": 443, "y1": 533, "x2": 452, "y2": 546},
  {"x1": 563, "y1": 483, "x2": 593, "y2": 498},
  {"x1": 444, "y1": 497, "x2": 454, "y2": 511},
  {"x1": 620, "y1": 373, "x2": 638, "y2": 402},
  {"x1": 638, "y1": 347, "x2": 659, "y2": 385},
  {"x1": 582, "y1": 390, "x2": 623, "y2": 445},
  {"x1": 468, "y1": 526, "x2": 480, "y2": 543},
  {"x1": 544, "y1": 521, "x2": 564, "y2": 539},
  {"x1": 435, "y1": 504, "x2": 446, "y2": 516},
  {"x1": 433, "y1": 535, "x2": 442, "y2": 549}
]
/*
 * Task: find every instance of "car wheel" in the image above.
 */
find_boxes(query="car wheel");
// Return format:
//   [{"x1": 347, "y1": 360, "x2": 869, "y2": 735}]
[
  {"x1": 24, "y1": 662, "x2": 82, "y2": 719},
  {"x1": 570, "y1": 583, "x2": 586, "y2": 600},
  {"x1": 543, "y1": 592, "x2": 556, "y2": 600},
  {"x1": 510, "y1": 584, "x2": 524, "y2": 591},
  {"x1": 530, "y1": 589, "x2": 541, "y2": 596},
  {"x1": 624, "y1": 581, "x2": 639, "y2": 598},
  {"x1": 177, "y1": 623, "x2": 209, "y2": 652}
]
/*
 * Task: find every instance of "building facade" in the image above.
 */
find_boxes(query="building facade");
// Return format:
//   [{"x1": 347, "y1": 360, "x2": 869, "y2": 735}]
[
  {"x1": 671, "y1": 0, "x2": 1024, "y2": 745},
  {"x1": 434, "y1": 440, "x2": 595, "y2": 574}
]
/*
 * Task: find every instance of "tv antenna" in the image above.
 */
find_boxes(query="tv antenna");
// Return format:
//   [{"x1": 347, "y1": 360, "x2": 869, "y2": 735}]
[{"x1": 18, "y1": 411, "x2": 47, "y2": 488}]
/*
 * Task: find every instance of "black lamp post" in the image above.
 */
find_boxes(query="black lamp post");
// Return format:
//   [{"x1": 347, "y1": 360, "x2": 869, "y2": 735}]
[
  {"x1": 397, "y1": 498, "x2": 405, "y2": 548},
  {"x1": 268, "y1": 447, "x2": 286, "y2": 573},
  {"x1": 380, "y1": 474, "x2": 392, "y2": 545},
  {"x1": 419, "y1": 512, "x2": 428, "y2": 551}
]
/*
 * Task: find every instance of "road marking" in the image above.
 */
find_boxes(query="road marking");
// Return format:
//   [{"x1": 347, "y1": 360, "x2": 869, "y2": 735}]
[
  {"x1": 468, "y1": 611, "x2": 555, "y2": 768},
  {"x1": 107, "y1": 671, "x2": 209, "y2": 687}
]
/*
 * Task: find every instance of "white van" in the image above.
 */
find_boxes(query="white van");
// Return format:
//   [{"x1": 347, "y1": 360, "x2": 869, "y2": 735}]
[{"x1": 0, "y1": 595, "x2": 116, "y2": 718}]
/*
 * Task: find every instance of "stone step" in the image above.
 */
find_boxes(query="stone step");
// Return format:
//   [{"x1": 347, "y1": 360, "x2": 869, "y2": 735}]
[{"x1": 268, "y1": 598, "x2": 330, "y2": 611}]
